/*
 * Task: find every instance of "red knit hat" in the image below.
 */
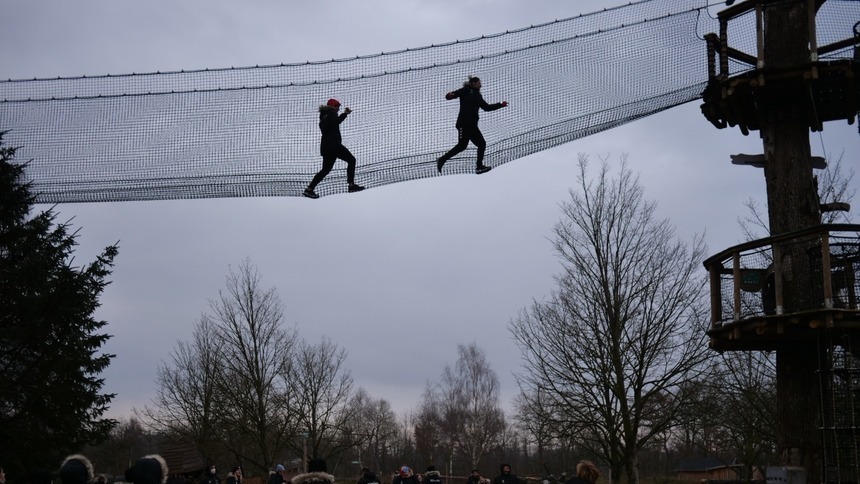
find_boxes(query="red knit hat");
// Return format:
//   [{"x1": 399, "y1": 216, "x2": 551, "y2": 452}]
[{"x1": 326, "y1": 98, "x2": 341, "y2": 108}]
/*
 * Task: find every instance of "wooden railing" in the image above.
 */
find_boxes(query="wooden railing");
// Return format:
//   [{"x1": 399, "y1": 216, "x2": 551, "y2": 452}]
[{"x1": 703, "y1": 224, "x2": 860, "y2": 327}]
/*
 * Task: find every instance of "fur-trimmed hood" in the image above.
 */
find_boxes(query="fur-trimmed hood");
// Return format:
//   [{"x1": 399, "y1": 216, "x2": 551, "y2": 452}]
[
  {"x1": 125, "y1": 454, "x2": 168, "y2": 484},
  {"x1": 425, "y1": 471, "x2": 441, "y2": 478},
  {"x1": 60, "y1": 454, "x2": 94, "y2": 484},
  {"x1": 291, "y1": 471, "x2": 335, "y2": 484}
]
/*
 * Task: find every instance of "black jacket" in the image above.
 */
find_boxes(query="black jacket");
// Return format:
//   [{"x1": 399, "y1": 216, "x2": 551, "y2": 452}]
[
  {"x1": 564, "y1": 477, "x2": 591, "y2": 484},
  {"x1": 394, "y1": 476, "x2": 421, "y2": 484},
  {"x1": 358, "y1": 471, "x2": 381, "y2": 484},
  {"x1": 425, "y1": 471, "x2": 443, "y2": 484},
  {"x1": 492, "y1": 466, "x2": 521, "y2": 484},
  {"x1": 319, "y1": 107, "x2": 348, "y2": 156},
  {"x1": 446, "y1": 86, "x2": 503, "y2": 128}
]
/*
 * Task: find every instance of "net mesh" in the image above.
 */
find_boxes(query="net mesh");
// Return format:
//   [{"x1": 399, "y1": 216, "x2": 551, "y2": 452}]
[{"x1": 1, "y1": 0, "x2": 857, "y2": 203}]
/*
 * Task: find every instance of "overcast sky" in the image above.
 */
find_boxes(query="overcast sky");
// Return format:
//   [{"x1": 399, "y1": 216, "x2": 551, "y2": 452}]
[{"x1": 3, "y1": 0, "x2": 858, "y2": 420}]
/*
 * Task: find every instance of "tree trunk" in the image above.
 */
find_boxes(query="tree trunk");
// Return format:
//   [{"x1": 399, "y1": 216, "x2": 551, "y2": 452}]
[{"x1": 761, "y1": 1, "x2": 824, "y2": 482}]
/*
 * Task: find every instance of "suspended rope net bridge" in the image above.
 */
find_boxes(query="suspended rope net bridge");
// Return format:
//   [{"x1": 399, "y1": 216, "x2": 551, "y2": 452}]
[{"x1": 2, "y1": 0, "x2": 857, "y2": 203}]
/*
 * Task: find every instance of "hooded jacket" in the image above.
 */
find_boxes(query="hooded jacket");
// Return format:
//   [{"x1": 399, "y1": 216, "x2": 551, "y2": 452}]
[
  {"x1": 424, "y1": 470, "x2": 443, "y2": 484},
  {"x1": 125, "y1": 454, "x2": 169, "y2": 484},
  {"x1": 292, "y1": 470, "x2": 336, "y2": 484},
  {"x1": 319, "y1": 105, "x2": 349, "y2": 156},
  {"x1": 60, "y1": 455, "x2": 94, "y2": 484},
  {"x1": 445, "y1": 84, "x2": 503, "y2": 128}
]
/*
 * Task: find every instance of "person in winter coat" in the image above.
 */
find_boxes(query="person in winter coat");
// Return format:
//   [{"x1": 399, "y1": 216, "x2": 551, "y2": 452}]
[
  {"x1": 125, "y1": 454, "x2": 170, "y2": 484},
  {"x1": 292, "y1": 459, "x2": 335, "y2": 484},
  {"x1": 423, "y1": 466, "x2": 443, "y2": 484},
  {"x1": 268, "y1": 465, "x2": 286, "y2": 484},
  {"x1": 491, "y1": 464, "x2": 521, "y2": 484},
  {"x1": 393, "y1": 467, "x2": 420, "y2": 484},
  {"x1": 563, "y1": 461, "x2": 599, "y2": 484},
  {"x1": 466, "y1": 469, "x2": 481, "y2": 484},
  {"x1": 227, "y1": 467, "x2": 243, "y2": 484},
  {"x1": 436, "y1": 76, "x2": 508, "y2": 175},
  {"x1": 303, "y1": 98, "x2": 365, "y2": 199},
  {"x1": 201, "y1": 465, "x2": 220, "y2": 484},
  {"x1": 358, "y1": 468, "x2": 380, "y2": 484},
  {"x1": 59, "y1": 455, "x2": 94, "y2": 484}
]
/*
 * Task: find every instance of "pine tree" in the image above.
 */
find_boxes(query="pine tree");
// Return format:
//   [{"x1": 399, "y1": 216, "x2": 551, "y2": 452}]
[{"x1": 0, "y1": 131, "x2": 118, "y2": 478}]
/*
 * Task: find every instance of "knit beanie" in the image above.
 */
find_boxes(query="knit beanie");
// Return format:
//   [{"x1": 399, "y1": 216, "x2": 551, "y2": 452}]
[{"x1": 326, "y1": 99, "x2": 341, "y2": 108}]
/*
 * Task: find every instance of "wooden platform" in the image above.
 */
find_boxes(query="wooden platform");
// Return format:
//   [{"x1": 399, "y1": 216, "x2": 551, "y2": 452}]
[{"x1": 701, "y1": 60, "x2": 859, "y2": 135}]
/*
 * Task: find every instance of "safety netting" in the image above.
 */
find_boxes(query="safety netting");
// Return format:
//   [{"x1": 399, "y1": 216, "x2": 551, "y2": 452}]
[{"x1": 1, "y1": 0, "x2": 858, "y2": 202}]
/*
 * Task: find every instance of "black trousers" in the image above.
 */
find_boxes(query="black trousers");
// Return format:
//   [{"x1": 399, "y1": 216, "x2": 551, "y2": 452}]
[
  {"x1": 308, "y1": 145, "x2": 356, "y2": 190},
  {"x1": 438, "y1": 125, "x2": 486, "y2": 166}
]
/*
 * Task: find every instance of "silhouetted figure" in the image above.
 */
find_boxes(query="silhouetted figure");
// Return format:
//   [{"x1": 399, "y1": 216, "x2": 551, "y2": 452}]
[
  {"x1": 227, "y1": 467, "x2": 242, "y2": 484},
  {"x1": 268, "y1": 465, "x2": 286, "y2": 484},
  {"x1": 125, "y1": 455, "x2": 169, "y2": 484},
  {"x1": 200, "y1": 465, "x2": 219, "y2": 484},
  {"x1": 304, "y1": 98, "x2": 365, "y2": 199},
  {"x1": 491, "y1": 465, "x2": 521, "y2": 484},
  {"x1": 293, "y1": 459, "x2": 334, "y2": 484},
  {"x1": 436, "y1": 76, "x2": 507, "y2": 175},
  {"x1": 358, "y1": 468, "x2": 380, "y2": 484},
  {"x1": 423, "y1": 467, "x2": 442, "y2": 484},
  {"x1": 393, "y1": 467, "x2": 420, "y2": 484},
  {"x1": 563, "y1": 461, "x2": 599, "y2": 484},
  {"x1": 59, "y1": 455, "x2": 94, "y2": 484}
]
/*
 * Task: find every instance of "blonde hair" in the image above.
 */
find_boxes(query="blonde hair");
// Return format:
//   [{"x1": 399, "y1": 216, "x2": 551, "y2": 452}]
[{"x1": 576, "y1": 461, "x2": 600, "y2": 484}]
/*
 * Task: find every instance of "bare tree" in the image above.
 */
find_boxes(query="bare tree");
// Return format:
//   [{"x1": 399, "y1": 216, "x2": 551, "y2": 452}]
[
  {"x1": 288, "y1": 336, "x2": 358, "y2": 462},
  {"x1": 85, "y1": 417, "x2": 157, "y2": 476},
  {"x1": 138, "y1": 316, "x2": 222, "y2": 463},
  {"x1": 415, "y1": 385, "x2": 446, "y2": 466},
  {"x1": 510, "y1": 155, "x2": 709, "y2": 484},
  {"x1": 434, "y1": 343, "x2": 506, "y2": 471},
  {"x1": 210, "y1": 259, "x2": 298, "y2": 474},
  {"x1": 716, "y1": 352, "x2": 777, "y2": 481},
  {"x1": 739, "y1": 151, "x2": 855, "y2": 239},
  {"x1": 351, "y1": 389, "x2": 401, "y2": 475},
  {"x1": 140, "y1": 259, "x2": 298, "y2": 474}
]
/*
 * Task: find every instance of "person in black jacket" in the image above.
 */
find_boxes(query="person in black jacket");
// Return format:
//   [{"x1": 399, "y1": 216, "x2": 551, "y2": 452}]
[
  {"x1": 268, "y1": 465, "x2": 286, "y2": 484},
  {"x1": 201, "y1": 465, "x2": 220, "y2": 484},
  {"x1": 491, "y1": 464, "x2": 521, "y2": 484},
  {"x1": 303, "y1": 98, "x2": 365, "y2": 199},
  {"x1": 423, "y1": 467, "x2": 442, "y2": 484},
  {"x1": 466, "y1": 469, "x2": 481, "y2": 484},
  {"x1": 436, "y1": 76, "x2": 508, "y2": 175},
  {"x1": 357, "y1": 468, "x2": 380, "y2": 484}
]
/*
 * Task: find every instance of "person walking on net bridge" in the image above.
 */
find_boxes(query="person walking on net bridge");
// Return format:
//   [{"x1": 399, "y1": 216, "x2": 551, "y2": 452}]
[
  {"x1": 436, "y1": 76, "x2": 508, "y2": 175},
  {"x1": 303, "y1": 98, "x2": 365, "y2": 199}
]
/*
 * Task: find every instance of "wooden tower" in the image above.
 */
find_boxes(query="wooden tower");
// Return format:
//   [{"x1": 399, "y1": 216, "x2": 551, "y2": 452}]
[{"x1": 700, "y1": 0, "x2": 860, "y2": 482}]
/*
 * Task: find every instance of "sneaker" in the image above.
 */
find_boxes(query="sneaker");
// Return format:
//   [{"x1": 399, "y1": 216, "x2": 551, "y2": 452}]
[
  {"x1": 303, "y1": 188, "x2": 319, "y2": 199},
  {"x1": 348, "y1": 184, "x2": 365, "y2": 193},
  {"x1": 475, "y1": 165, "x2": 492, "y2": 175},
  {"x1": 436, "y1": 157, "x2": 446, "y2": 173}
]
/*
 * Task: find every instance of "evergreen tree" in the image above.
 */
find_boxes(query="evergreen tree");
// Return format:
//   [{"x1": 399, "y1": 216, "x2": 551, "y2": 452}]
[{"x1": 0, "y1": 132, "x2": 118, "y2": 479}]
